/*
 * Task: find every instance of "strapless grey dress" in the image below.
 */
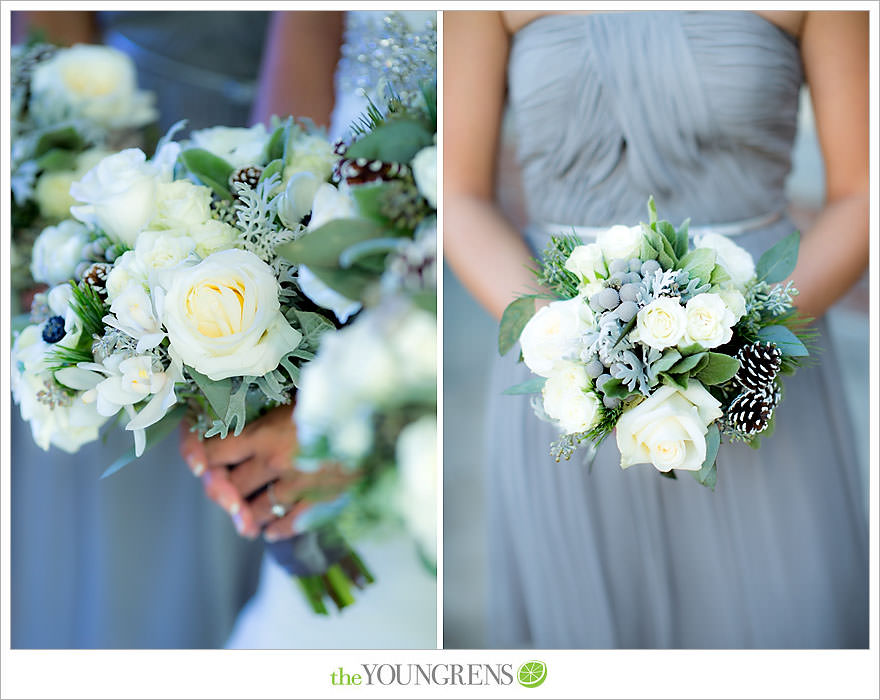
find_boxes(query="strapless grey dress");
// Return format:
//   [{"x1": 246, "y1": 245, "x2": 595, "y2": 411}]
[{"x1": 486, "y1": 12, "x2": 867, "y2": 648}]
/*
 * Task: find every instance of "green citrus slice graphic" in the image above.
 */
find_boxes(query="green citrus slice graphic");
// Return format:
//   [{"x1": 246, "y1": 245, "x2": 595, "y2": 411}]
[{"x1": 517, "y1": 660, "x2": 547, "y2": 688}]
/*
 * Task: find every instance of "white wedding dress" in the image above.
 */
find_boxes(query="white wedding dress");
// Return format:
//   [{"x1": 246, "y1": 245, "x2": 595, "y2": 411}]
[{"x1": 225, "y1": 10, "x2": 437, "y2": 649}]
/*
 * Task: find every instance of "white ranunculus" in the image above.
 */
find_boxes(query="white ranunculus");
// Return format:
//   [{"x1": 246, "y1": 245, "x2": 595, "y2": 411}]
[
  {"x1": 695, "y1": 233, "x2": 755, "y2": 290},
  {"x1": 542, "y1": 362, "x2": 602, "y2": 434},
  {"x1": 681, "y1": 293, "x2": 736, "y2": 349},
  {"x1": 284, "y1": 131, "x2": 337, "y2": 182},
  {"x1": 277, "y1": 171, "x2": 323, "y2": 229},
  {"x1": 190, "y1": 124, "x2": 268, "y2": 169},
  {"x1": 30, "y1": 220, "x2": 89, "y2": 286},
  {"x1": 152, "y1": 181, "x2": 213, "y2": 229},
  {"x1": 307, "y1": 183, "x2": 358, "y2": 230},
  {"x1": 616, "y1": 382, "x2": 722, "y2": 471},
  {"x1": 297, "y1": 265, "x2": 361, "y2": 324},
  {"x1": 520, "y1": 296, "x2": 595, "y2": 378},
  {"x1": 597, "y1": 224, "x2": 644, "y2": 263},
  {"x1": 30, "y1": 44, "x2": 156, "y2": 129},
  {"x1": 564, "y1": 243, "x2": 607, "y2": 285},
  {"x1": 396, "y1": 415, "x2": 438, "y2": 562},
  {"x1": 635, "y1": 297, "x2": 688, "y2": 350},
  {"x1": 103, "y1": 280, "x2": 165, "y2": 352},
  {"x1": 161, "y1": 249, "x2": 302, "y2": 380},
  {"x1": 104, "y1": 250, "x2": 148, "y2": 302},
  {"x1": 411, "y1": 145, "x2": 437, "y2": 209},
  {"x1": 188, "y1": 220, "x2": 239, "y2": 258},
  {"x1": 70, "y1": 143, "x2": 180, "y2": 246},
  {"x1": 716, "y1": 287, "x2": 746, "y2": 322},
  {"x1": 134, "y1": 229, "x2": 196, "y2": 279}
]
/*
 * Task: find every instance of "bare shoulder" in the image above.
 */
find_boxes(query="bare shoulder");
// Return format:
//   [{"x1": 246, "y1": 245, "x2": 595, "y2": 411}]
[
  {"x1": 753, "y1": 10, "x2": 807, "y2": 39},
  {"x1": 500, "y1": 10, "x2": 593, "y2": 36}
]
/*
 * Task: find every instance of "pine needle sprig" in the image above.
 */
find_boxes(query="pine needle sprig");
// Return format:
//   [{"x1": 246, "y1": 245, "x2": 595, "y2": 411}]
[{"x1": 533, "y1": 234, "x2": 582, "y2": 299}]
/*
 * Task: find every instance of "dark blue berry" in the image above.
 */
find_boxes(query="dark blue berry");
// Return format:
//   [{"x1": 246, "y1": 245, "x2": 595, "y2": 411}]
[{"x1": 42, "y1": 316, "x2": 66, "y2": 343}]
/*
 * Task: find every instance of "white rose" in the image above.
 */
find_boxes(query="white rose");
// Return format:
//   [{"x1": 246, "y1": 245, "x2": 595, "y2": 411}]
[
  {"x1": 616, "y1": 382, "x2": 722, "y2": 471},
  {"x1": 597, "y1": 224, "x2": 644, "y2": 263},
  {"x1": 152, "y1": 181, "x2": 212, "y2": 229},
  {"x1": 332, "y1": 413, "x2": 374, "y2": 461},
  {"x1": 520, "y1": 296, "x2": 595, "y2": 378},
  {"x1": 307, "y1": 183, "x2": 358, "y2": 230},
  {"x1": 188, "y1": 220, "x2": 239, "y2": 258},
  {"x1": 716, "y1": 287, "x2": 746, "y2": 322},
  {"x1": 389, "y1": 307, "x2": 437, "y2": 390},
  {"x1": 190, "y1": 124, "x2": 268, "y2": 169},
  {"x1": 694, "y1": 233, "x2": 755, "y2": 290},
  {"x1": 30, "y1": 220, "x2": 89, "y2": 286},
  {"x1": 30, "y1": 44, "x2": 156, "y2": 129},
  {"x1": 564, "y1": 243, "x2": 607, "y2": 285},
  {"x1": 161, "y1": 249, "x2": 302, "y2": 380},
  {"x1": 135, "y1": 229, "x2": 196, "y2": 273},
  {"x1": 104, "y1": 250, "x2": 148, "y2": 302},
  {"x1": 277, "y1": 171, "x2": 323, "y2": 229},
  {"x1": 396, "y1": 415, "x2": 438, "y2": 562},
  {"x1": 70, "y1": 144, "x2": 180, "y2": 246},
  {"x1": 103, "y1": 280, "x2": 165, "y2": 353},
  {"x1": 542, "y1": 361, "x2": 602, "y2": 434},
  {"x1": 284, "y1": 131, "x2": 337, "y2": 182},
  {"x1": 33, "y1": 148, "x2": 111, "y2": 221},
  {"x1": 681, "y1": 293, "x2": 736, "y2": 349},
  {"x1": 636, "y1": 297, "x2": 688, "y2": 350},
  {"x1": 411, "y1": 145, "x2": 437, "y2": 209},
  {"x1": 297, "y1": 265, "x2": 361, "y2": 324}
]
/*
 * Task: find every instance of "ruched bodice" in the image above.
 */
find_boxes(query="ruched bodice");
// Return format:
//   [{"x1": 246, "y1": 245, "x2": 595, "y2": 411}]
[{"x1": 508, "y1": 11, "x2": 803, "y2": 228}]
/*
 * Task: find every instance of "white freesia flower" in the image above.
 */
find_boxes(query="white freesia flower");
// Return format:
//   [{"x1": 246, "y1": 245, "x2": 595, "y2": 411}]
[
  {"x1": 30, "y1": 220, "x2": 89, "y2": 286},
  {"x1": 30, "y1": 44, "x2": 156, "y2": 129},
  {"x1": 396, "y1": 415, "x2": 437, "y2": 562},
  {"x1": 152, "y1": 181, "x2": 213, "y2": 229},
  {"x1": 161, "y1": 249, "x2": 302, "y2": 380},
  {"x1": 411, "y1": 145, "x2": 437, "y2": 209},
  {"x1": 542, "y1": 362, "x2": 602, "y2": 434},
  {"x1": 635, "y1": 297, "x2": 688, "y2": 350},
  {"x1": 190, "y1": 124, "x2": 268, "y2": 169},
  {"x1": 70, "y1": 143, "x2": 180, "y2": 246},
  {"x1": 103, "y1": 280, "x2": 165, "y2": 353},
  {"x1": 564, "y1": 243, "x2": 607, "y2": 285},
  {"x1": 681, "y1": 293, "x2": 736, "y2": 349},
  {"x1": 284, "y1": 131, "x2": 337, "y2": 183},
  {"x1": 34, "y1": 148, "x2": 110, "y2": 220},
  {"x1": 307, "y1": 183, "x2": 358, "y2": 230},
  {"x1": 520, "y1": 296, "x2": 595, "y2": 378},
  {"x1": 297, "y1": 265, "x2": 361, "y2": 324},
  {"x1": 695, "y1": 233, "x2": 755, "y2": 290},
  {"x1": 277, "y1": 171, "x2": 323, "y2": 229},
  {"x1": 616, "y1": 382, "x2": 722, "y2": 471},
  {"x1": 597, "y1": 224, "x2": 644, "y2": 263},
  {"x1": 188, "y1": 220, "x2": 239, "y2": 258}
]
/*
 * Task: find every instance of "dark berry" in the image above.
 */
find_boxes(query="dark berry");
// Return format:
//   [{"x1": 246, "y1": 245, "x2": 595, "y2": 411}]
[{"x1": 42, "y1": 316, "x2": 66, "y2": 343}]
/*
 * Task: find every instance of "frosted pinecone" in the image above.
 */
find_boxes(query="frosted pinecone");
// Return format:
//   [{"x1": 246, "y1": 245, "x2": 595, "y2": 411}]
[
  {"x1": 734, "y1": 341, "x2": 782, "y2": 394},
  {"x1": 230, "y1": 166, "x2": 263, "y2": 193},
  {"x1": 339, "y1": 157, "x2": 409, "y2": 186},
  {"x1": 727, "y1": 386, "x2": 781, "y2": 435},
  {"x1": 81, "y1": 262, "x2": 112, "y2": 300}
]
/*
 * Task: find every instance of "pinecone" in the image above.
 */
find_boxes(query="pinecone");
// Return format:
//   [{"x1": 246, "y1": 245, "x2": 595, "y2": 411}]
[
  {"x1": 339, "y1": 157, "x2": 409, "y2": 186},
  {"x1": 229, "y1": 166, "x2": 263, "y2": 193},
  {"x1": 734, "y1": 341, "x2": 782, "y2": 393},
  {"x1": 727, "y1": 388, "x2": 780, "y2": 435},
  {"x1": 81, "y1": 262, "x2": 112, "y2": 300}
]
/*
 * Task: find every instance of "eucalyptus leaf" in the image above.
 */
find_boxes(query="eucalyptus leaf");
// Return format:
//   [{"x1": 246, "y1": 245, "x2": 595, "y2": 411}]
[
  {"x1": 275, "y1": 218, "x2": 388, "y2": 268},
  {"x1": 756, "y1": 324, "x2": 808, "y2": 357},
  {"x1": 756, "y1": 232, "x2": 800, "y2": 283},
  {"x1": 503, "y1": 376, "x2": 546, "y2": 395},
  {"x1": 302, "y1": 264, "x2": 375, "y2": 301},
  {"x1": 498, "y1": 297, "x2": 537, "y2": 356},
  {"x1": 691, "y1": 423, "x2": 719, "y2": 490},
  {"x1": 345, "y1": 119, "x2": 434, "y2": 163},
  {"x1": 179, "y1": 148, "x2": 233, "y2": 199},
  {"x1": 101, "y1": 405, "x2": 187, "y2": 479},
  {"x1": 339, "y1": 237, "x2": 407, "y2": 268},
  {"x1": 694, "y1": 352, "x2": 740, "y2": 385},
  {"x1": 188, "y1": 367, "x2": 232, "y2": 420}
]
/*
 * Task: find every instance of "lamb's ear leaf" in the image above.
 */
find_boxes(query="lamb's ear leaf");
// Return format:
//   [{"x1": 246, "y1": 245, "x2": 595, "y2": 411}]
[{"x1": 179, "y1": 148, "x2": 233, "y2": 199}]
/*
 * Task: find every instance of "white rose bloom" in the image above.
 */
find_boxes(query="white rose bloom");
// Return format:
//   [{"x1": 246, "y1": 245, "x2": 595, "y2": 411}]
[
  {"x1": 542, "y1": 362, "x2": 602, "y2": 434},
  {"x1": 188, "y1": 220, "x2": 239, "y2": 258},
  {"x1": 70, "y1": 143, "x2": 180, "y2": 246},
  {"x1": 284, "y1": 132, "x2": 337, "y2": 182},
  {"x1": 30, "y1": 220, "x2": 89, "y2": 286},
  {"x1": 694, "y1": 233, "x2": 755, "y2": 290},
  {"x1": 103, "y1": 280, "x2": 165, "y2": 352},
  {"x1": 681, "y1": 293, "x2": 736, "y2": 349},
  {"x1": 616, "y1": 382, "x2": 722, "y2": 471},
  {"x1": 190, "y1": 124, "x2": 268, "y2": 169},
  {"x1": 716, "y1": 287, "x2": 746, "y2": 322},
  {"x1": 520, "y1": 296, "x2": 595, "y2": 378},
  {"x1": 30, "y1": 44, "x2": 156, "y2": 129},
  {"x1": 161, "y1": 249, "x2": 302, "y2": 380},
  {"x1": 135, "y1": 229, "x2": 196, "y2": 273},
  {"x1": 411, "y1": 145, "x2": 437, "y2": 209},
  {"x1": 597, "y1": 224, "x2": 644, "y2": 263},
  {"x1": 636, "y1": 297, "x2": 688, "y2": 350},
  {"x1": 104, "y1": 250, "x2": 148, "y2": 302},
  {"x1": 332, "y1": 413, "x2": 374, "y2": 461},
  {"x1": 564, "y1": 243, "x2": 607, "y2": 285},
  {"x1": 307, "y1": 183, "x2": 358, "y2": 230},
  {"x1": 389, "y1": 307, "x2": 437, "y2": 390},
  {"x1": 277, "y1": 171, "x2": 323, "y2": 229},
  {"x1": 396, "y1": 415, "x2": 438, "y2": 562},
  {"x1": 34, "y1": 149, "x2": 110, "y2": 221},
  {"x1": 297, "y1": 265, "x2": 361, "y2": 324},
  {"x1": 152, "y1": 181, "x2": 213, "y2": 229}
]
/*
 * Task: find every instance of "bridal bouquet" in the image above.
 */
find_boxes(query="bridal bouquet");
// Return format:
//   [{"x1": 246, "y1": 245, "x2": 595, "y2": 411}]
[
  {"x1": 11, "y1": 42, "x2": 157, "y2": 300},
  {"x1": 499, "y1": 199, "x2": 814, "y2": 488}
]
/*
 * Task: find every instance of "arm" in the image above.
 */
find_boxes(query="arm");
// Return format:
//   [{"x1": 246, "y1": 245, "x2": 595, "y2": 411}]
[
  {"x1": 249, "y1": 11, "x2": 344, "y2": 128},
  {"x1": 791, "y1": 11, "x2": 868, "y2": 319},
  {"x1": 444, "y1": 11, "x2": 539, "y2": 321},
  {"x1": 11, "y1": 11, "x2": 97, "y2": 45}
]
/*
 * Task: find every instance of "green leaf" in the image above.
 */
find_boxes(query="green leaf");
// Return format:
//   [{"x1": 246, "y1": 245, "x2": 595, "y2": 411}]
[
  {"x1": 756, "y1": 232, "x2": 800, "y2": 284},
  {"x1": 421, "y1": 81, "x2": 438, "y2": 128},
  {"x1": 34, "y1": 126, "x2": 85, "y2": 158},
  {"x1": 656, "y1": 221, "x2": 680, "y2": 264},
  {"x1": 503, "y1": 376, "x2": 546, "y2": 395},
  {"x1": 601, "y1": 378, "x2": 631, "y2": 399},
  {"x1": 679, "y1": 248, "x2": 716, "y2": 285},
  {"x1": 660, "y1": 372, "x2": 689, "y2": 391},
  {"x1": 709, "y1": 263, "x2": 731, "y2": 286},
  {"x1": 498, "y1": 297, "x2": 537, "y2": 356},
  {"x1": 669, "y1": 352, "x2": 706, "y2": 375},
  {"x1": 36, "y1": 148, "x2": 79, "y2": 172},
  {"x1": 659, "y1": 469, "x2": 677, "y2": 480},
  {"x1": 691, "y1": 423, "x2": 720, "y2": 490},
  {"x1": 675, "y1": 219, "x2": 690, "y2": 259},
  {"x1": 101, "y1": 405, "x2": 187, "y2": 479},
  {"x1": 651, "y1": 348, "x2": 682, "y2": 374},
  {"x1": 647, "y1": 196, "x2": 658, "y2": 225},
  {"x1": 265, "y1": 121, "x2": 288, "y2": 162},
  {"x1": 757, "y1": 324, "x2": 809, "y2": 357},
  {"x1": 187, "y1": 367, "x2": 232, "y2": 420},
  {"x1": 694, "y1": 352, "x2": 740, "y2": 385},
  {"x1": 179, "y1": 148, "x2": 234, "y2": 199},
  {"x1": 259, "y1": 158, "x2": 284, "y2": 185},
  {"x1": 275, "y1": 218, "x2": 388, "y2": 268},
  {"x1": 290, "y1": 309, "x2": 335, "y2": 352},
  {"x1": 302, "y1": 264, "x2": 375, "y2": 301},
  {"x1": 678, "y1": 343, "x2": 704, "y2": 356},
  {"x1": 345, "y1": 119, "x2": 434, "y2": 163},
  {"x1": 339, "y1": 237, "x2": 406, "y2": 269}
]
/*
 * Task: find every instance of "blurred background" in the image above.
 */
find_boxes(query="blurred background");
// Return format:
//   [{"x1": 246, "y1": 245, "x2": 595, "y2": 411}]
[{"x1": 442, "y1": 88, "x2": 871, "y2": 648}]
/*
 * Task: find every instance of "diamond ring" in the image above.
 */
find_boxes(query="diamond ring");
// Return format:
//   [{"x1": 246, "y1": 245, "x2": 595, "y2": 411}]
[{"x1": 267, "y1": 481, "x2": 287, "y2": 519}]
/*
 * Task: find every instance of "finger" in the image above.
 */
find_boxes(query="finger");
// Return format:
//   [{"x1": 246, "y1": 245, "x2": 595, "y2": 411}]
[
  {"x1": 201, "y1": 468, "x2": 259, "y2": 538},
  {"x1": 262, "y1": 501, "x2": 312, "y2": 543},
  {"x1": 249, "y1": 476, "x2": 307, "y2": 529},
  {"x1": 228, "y1": 457, "x2": 278, "y2": 499},
  {"x1": 178, "y1": 423, "x2": 208, "y2": 477},
  {"x1": 202, "y1": 428, "x2": 256, "y2": 469}
]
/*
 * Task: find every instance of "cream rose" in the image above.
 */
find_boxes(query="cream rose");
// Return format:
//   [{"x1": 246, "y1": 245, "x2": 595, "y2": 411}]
[
  {"x1": 34, "y1": 148, "x2": 111, "y2": 221},
  {"x1": 188, "y1": 220, "x2": 239, "y2": 258},
  {"x1": 616, "y1": 382, "x2": 722, "y2": 471},
  {"x1": 681, "y1": 293, "x2": 736, "y2": 349},
  {"x1": 519, "y1": 296, "x2": 595, "y2": 378},
  {"x1": 284, "y1": 131, "x2": 337, "y2": 182},
  {"x1": 597, "y1": 224, "x2": 644, "y2": 263},
  {"x1": 411, "y1": 145, "x2": 437, "y2": 209},
  {"x1": 636, "y1": 297, "x2": 688, "y2": 350},
  {"x1": 152, "y1": 181, "x2": 213, "y2": 229},
  {"x1": 189, "y1": 124, "x2": 268, "y2": 169},
  {"x1": 564, "y1": 243, "x2": 607, "y2": 285},
  {"x1": 542, "y1": 362, "x2": 602, "y2": 434},
  {"x1": 160, "y1": 249, "x2": 302, "y2": 380},
  {"x1": 30, "y1": 220, "x2": 89, "y2": 286},
  {"x1": 395, "y1": 415, "x2": 438, "y2": 562},
  {"x1": 694, "y1": 233, "x2": 755, "y2": 290}
]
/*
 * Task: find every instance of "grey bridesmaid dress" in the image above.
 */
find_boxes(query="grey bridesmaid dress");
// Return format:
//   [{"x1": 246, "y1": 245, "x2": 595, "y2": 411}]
[
  {"x1": 486, "y1": 11, "x2": 868, "y2": 648},
  {"x1": 11, "y1": 11, "x2": 268, "y2": 648}
]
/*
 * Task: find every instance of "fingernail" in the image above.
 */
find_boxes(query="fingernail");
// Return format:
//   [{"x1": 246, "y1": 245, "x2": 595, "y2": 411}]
[
  {"x1": 228, "y1": 501, "x2": 240, "y2": 516},
  {"x1": 191, "y1": 462, "x2": 205, "y2": 477},
  {"x1": 232, "y1": 511, "x2": 245, "y2": 534},
  {"x1": 263, "y1": 530, "x2": 281, "y2": 543}
]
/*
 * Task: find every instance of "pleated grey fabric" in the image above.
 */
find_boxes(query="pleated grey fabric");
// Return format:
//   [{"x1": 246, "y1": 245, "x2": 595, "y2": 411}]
[{"x1": 486, "y1": 11, "x2": 868, "y2": 648}]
